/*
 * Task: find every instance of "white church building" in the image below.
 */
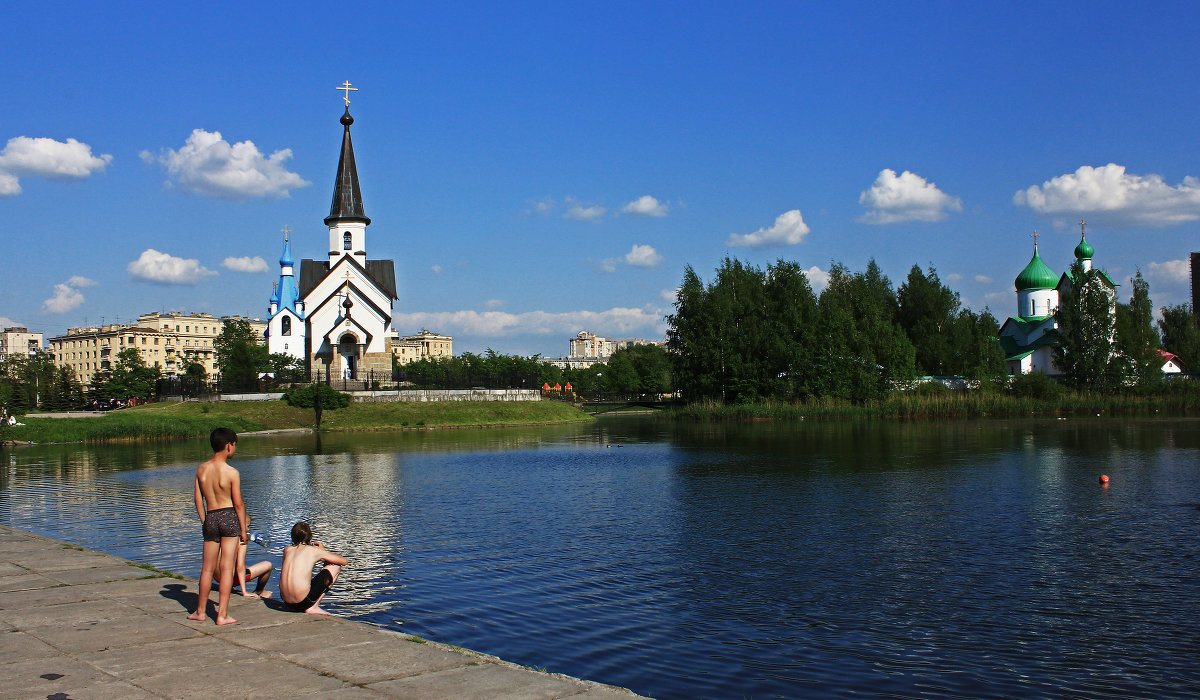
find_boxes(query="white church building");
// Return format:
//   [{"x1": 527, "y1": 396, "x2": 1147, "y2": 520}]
[
  {"x1": 997, "y1": 225, "x2": 1117, "y2": 375},
  {"x1": 266, "y1": 92, "x2": 398, "y2": 381}
]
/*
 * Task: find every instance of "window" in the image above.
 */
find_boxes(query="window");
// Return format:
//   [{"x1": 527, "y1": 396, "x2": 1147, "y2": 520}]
[
  {"x1": 343, "y1": 231, "x2": 352, "y2": 250},
  {"x1": 281, "y1": 316, "x2": 291, "y2": 336}
]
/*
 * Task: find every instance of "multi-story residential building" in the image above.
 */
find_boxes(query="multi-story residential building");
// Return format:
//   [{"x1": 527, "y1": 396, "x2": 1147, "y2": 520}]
[
  {"x1": 544, "y1": 331, "x2": 657, "y2": 370},
  {"x1": 389, "y1": 329, "x2": 454, "y2": 366},
  {"x1": 48, "y1": 312, "x2": 267, "y2": 390},
  {"x1": 0, "y1": 327, "x2": 44, "y2": 360}
]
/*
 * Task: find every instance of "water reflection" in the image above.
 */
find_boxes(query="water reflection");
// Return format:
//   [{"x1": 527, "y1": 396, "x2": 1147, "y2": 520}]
[{"x1": 3, "y1": 417, "x2": 1200, "y2": 699}]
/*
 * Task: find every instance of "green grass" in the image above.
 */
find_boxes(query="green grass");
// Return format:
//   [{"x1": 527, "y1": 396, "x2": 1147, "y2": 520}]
[
  {"x1": 2, "y1": 399, "x2": 592, "y2": 445},
  {"x1": 130, "y1": 562, "x2": 184, "y2": 579}
]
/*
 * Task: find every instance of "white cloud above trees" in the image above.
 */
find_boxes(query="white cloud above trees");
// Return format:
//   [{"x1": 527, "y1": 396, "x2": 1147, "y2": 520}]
[
  {"x1": 563, "y1": 197, "x2": 607, "y2": 221},
  {"x1": 141, "y1": 129, "x2": 310, "y2": 200},
  {"x1": 624, "y1": 244, "x2": 664, "y2": 267},
  {"x1": 394, "y1": 306, "x2": 666, "y2": 338},
  {"x1": 621, "y1": 195, "x2": 669, "y2": 217},
  {"x1": 1014, "y1": 163, "x2": 1200, "y2": 226},
  {"x1": 727, "y1": 210, "x2": 810, "y2": 247},
  {"x1": 41, "y1": 276, "x2": 97, "y2": 314},
  {"x1": 0, "y1": 136, "x2": 112, "y2": 196},
  {"x1": 857, "y1": 169, "x2": 961, "y2": 224},
  {"x1": 127, "y1": 249, "x2": 218, "y2": 285}
]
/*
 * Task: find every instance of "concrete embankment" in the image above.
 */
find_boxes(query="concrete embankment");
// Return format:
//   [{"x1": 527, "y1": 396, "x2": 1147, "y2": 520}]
[{"x1": 0, "y1": 525, "x2": 648, "y2": 699}]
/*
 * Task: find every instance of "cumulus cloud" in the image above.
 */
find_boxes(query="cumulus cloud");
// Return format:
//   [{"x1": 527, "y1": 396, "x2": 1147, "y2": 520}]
[
  {"x1": 527, "y1": 198, "x2": 555, "y2": 215},
  {"x1": 41, "y1": 276, "x2": 98, "y2": 314},
  {"x1": 727, "y1": 210, "x2": 810, "y2": 247},
  {"x1": 624, "y1": 244, "x2": 664, "y2": 267},
  {"x1": 484, "y1": 299, "x2": 505, "y2": 309},
  {"x1": 621, "y1": 195, "x2": 669, "y2": 217},
  {"x1": 431, "y1": 265, "x2": 443, "y2": 274},
  {"x1": 128, "y1": 249, "x2": 218, "y2": 285},
  {"x1": 142, "y1": 129, "x2": 310, "y2": 200},
  {"x1": 222, "y1": 256, "x2": 268, "y2": 273},
  {"x1": 805, "y1": 265, "x2": 830, "y2": 294},
  {"x1": 1145, "y1": 259, "x2": 1189, "y2": 284},
  {"x1": 394, "y1": 306, "x2": 666, "y2": 338},
  {"x1": 564, "y1": 197, "x2": 607, "y2": 221},
  {"x1": 0, "y1": 136, "x2": 112, "y2": 196},
  {"x1": 974, "y1": 275, "x2": 993, "y2": 284},
  {"x1": 946, "y1": 273, "x2": 964, "y2": 282},
  {"x1": 857, "y1": 169, "x2": 962, "y2": 224},
  {"x1": 1014, "y1": 163, "x2": 1200, "y2": 226},
  {"x1": 661, "y1": 288, "x2": 680, "y2": 303}
]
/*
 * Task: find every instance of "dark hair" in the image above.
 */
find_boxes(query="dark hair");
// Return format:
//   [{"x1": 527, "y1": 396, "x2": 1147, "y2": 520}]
[
  {"x1": 291, "y1": 521, "x2": 312, "y2": 545},
  {"x1": 210, "y1": 427, "x2": 238, "y2": 453}
]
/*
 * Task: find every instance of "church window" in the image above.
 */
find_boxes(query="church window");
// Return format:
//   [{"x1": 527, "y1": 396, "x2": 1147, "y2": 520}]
[
  {"x1": 344, "y1": 231, "x2": 352, "y2": 250},
  {"x1": 282, "y1": 316, "x2": 292, "y2": 336}
]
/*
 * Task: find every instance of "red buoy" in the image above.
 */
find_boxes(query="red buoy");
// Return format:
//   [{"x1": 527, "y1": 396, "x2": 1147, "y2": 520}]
[{"x1": 1099, "y1": 474, "x2": 1110, "y2": 485}]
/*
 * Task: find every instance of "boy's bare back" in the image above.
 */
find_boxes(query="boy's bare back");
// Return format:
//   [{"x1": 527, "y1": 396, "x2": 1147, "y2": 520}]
[
  {"x1": 195, "y1": 457, "x2": 237, "y2": 512},
  {"x1": 280, "y1": 542, "x2": 345, "y2": 603}
]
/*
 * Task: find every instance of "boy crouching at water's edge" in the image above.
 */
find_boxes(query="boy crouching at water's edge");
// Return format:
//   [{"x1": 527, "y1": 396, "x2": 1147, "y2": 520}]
[{"x1": 280, "y1": 521, "x2": 347, "y2": 615}]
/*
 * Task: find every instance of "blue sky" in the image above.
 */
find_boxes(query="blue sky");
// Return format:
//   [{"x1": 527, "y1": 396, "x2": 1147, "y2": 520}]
[{"x1": 4, "y1": 2, "x2": 1200, "y2": 356}]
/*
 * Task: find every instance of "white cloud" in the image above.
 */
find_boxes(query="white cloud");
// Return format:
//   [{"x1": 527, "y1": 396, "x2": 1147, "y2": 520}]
[
  {"x1": 484, "y1": 299, "x2": 505, "y2": 309},
  {"x1": 805, "y1": 265, "x2": 830, "y2": 294},
  {"x1": 857, "y1": 169, "x2": 962, "y2": 224},
  {"x1": 1146, "y1": 259, "x2": 1189, "y2": 284},
  {"x1": 1014, "y1": 163, "x2": 1200, "y2": 226},
  {"x1": 727, "y1": 210, "x2": 810, "y2": 248},
  {"x1": 431, "y1": 265, "x2": 443, "y2": 274},
  {"x1": 394, "y1": 306, "x2": 666, "y2": 338},
  {"x1": 127, "y1": 249, "x2": 218, "y2": 285},
  {"x1": 143, "y1": 129, "x2": 310, "y2": 200},
  {"x1": 527, "y1": 198, "x2": 555, "y2": 215},
  {"x1": 946, "y1": 273, "x2": 963, "y2": 282},
  {"x1": 0, "y1": 316, "x2": 18, "y2": 327},
  {"x1": 597, "y1": 258, "x2": 619, "y2": 273},
  {"x1": 660, "y1": 288, "x2": 680, "y2": 303},
  {"x1": 621, "y1": 195, "x2": 669, "y2": 217},
  {"x1": 0, "y1": 136, "x2": 112, "y2": 196},
  {"x1": 222, "y1": 256, "x2": 268, "y2": 273},
  {"x1": 564, "y1": 197, "x2": 607, "y2": 221},
  {"x1": 974, "y1": 275, "x2": 993, "y2": 284},
  {"x1": 41, "y1": 276, "x2": 97, "y2": 314},
  {"x1": 624, "y1": 244, "x2": 664, "y2": 267}
]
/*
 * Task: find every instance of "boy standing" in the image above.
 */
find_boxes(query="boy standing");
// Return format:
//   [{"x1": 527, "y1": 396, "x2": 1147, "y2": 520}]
[
  {"x1": 280, "y1": 522, "x2": 348, "y2": 615},
  {"x1": 187, "y1": 427, "x2": 247, "y2": 625}
]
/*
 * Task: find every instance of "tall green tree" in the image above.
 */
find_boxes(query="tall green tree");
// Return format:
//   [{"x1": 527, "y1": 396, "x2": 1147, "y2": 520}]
[
  {"x1": 1052, "y1": 261, "x2": 1118, "y2": 389},
  {"x1": 608, "y1": 343, "x2": 672, "y2": 395},
  {"x1": 1158, "y1": 304, "x2": 1200, "y2": 371},
  {"x1": 897, "y1": 264, "x2": 960, "y2": 375},
  {"x1": 1114, "y1": 269, "x2": 1161, "y2": 385},
  {"x1": 103, "y1": 348, "x2": 162, "y2": 401},
  {"x1": 215, "y1": 319, "x2": 266, "y2": 392}
]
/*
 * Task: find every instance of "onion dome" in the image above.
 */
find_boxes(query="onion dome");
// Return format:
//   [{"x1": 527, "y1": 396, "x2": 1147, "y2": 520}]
[
  {"x1": 1015, "y1": 245, "x2": 1058, "y2": 291},
  {"x1": 279, "y1": 236, "x2": 294, "y2": 267},
  {"x1": 1074, "y1": 234, "x2": 1094, "y2": 261}
]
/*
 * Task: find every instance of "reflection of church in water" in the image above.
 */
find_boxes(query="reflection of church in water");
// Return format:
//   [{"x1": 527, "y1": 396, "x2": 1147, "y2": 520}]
[{"x1": 266, "y1": 85, "x2": 398, "y2": 381}]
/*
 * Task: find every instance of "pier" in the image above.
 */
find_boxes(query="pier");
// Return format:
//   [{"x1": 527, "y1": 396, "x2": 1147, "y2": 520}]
[{"x1": 0, "y1": 525, "x2": 646, "y2": 699}]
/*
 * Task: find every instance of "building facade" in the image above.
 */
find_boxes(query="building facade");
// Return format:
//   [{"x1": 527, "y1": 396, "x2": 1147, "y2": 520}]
[
  {"x1": 568, "y1": 331, "x2": 653, "y2": 359},
  {"x1": 0, "y1": 327, "x2": 44, "y2": 360},
  {"x1": 390, "y1": 329, "x2": 453, "y2": 366}
]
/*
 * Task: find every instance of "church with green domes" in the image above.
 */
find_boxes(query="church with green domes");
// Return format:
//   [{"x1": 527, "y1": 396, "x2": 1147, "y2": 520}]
[{"x1": 997, "y1": 224, "x2": 1117, "y2": 375}]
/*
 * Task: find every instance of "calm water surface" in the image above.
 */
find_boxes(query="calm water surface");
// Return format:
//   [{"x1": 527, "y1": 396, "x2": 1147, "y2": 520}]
[{"x1": 3, "y1": 417, "x2": 1200, "y2": 699}]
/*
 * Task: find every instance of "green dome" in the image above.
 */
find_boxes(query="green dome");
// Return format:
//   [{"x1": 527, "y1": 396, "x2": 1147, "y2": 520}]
[
  {"x1": 1015, "y1": 247, "x2": 1058, "y2": 291},
  {"x1": 1074, "y1": 234, "x2": 1094, "y2": 260}
]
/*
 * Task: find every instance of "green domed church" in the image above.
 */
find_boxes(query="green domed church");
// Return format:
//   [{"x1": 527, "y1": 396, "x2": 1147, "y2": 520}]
[{"x1": 997, "y1": 223, "x2": 1117, "y2": 375}]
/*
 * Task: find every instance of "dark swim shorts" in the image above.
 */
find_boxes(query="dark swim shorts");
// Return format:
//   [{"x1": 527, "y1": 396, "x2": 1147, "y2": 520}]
[
  {"x1": 285, "y1": 568, "x2": 335, "y2": 611},
  {"x1": 202, "y1": 507, "x2": 241, "y2": 542}
]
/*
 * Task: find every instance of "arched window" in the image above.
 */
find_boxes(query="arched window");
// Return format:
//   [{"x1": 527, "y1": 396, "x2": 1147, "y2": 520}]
[
  {"x1": 281, "y1": 316, "x2": 291, "y2": 336},
  {"x1": 343, "y1": 231, "x2": 352, "y2": 250}
]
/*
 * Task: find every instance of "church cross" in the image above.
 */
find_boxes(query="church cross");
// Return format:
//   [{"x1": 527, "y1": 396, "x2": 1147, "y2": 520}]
[
  {"x1": 1031, "y1": 230, "x2": 1039, "y2": 248},
  {"x1": 336, "y1": 81, "x2": 358, "y2": 106},
  {"x1": 1079, "y1": 219, "x2": 1087, "y2": 236},
  {"x1": 281, "y1": 224, "x2": 291, "y2": 241}
]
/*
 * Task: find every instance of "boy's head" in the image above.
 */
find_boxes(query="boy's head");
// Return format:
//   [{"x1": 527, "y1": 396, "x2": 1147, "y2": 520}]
[
  {"x1": 210, "y1": 427, "x2": 238, "y2": 454},
  {"x1": 291, "y1": 521, "x2": 313, "y2": 545}
]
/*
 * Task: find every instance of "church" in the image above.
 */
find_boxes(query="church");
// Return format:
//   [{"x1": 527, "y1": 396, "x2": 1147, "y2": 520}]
[
  {"x1": 266, "y1": 86, "x2": 398, "y2": 381},
  {"x1": 997, "y1": 223, "x2": 1117, "y2": 375}
]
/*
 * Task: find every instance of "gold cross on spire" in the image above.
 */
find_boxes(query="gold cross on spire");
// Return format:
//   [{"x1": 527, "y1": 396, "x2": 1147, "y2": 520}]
[
  {"x1": 336, "y1": 80, "x2": 358, "y2": 106},
  {"x1": 1079, "y1": 219, "x2": 1087, "y2": 236},
  {"x1": 1031, "y1": 229, "x2": 1039, "y2": 248},
  {"x1": 281, "y1": 224, "x2": 291, "y2": 241}
]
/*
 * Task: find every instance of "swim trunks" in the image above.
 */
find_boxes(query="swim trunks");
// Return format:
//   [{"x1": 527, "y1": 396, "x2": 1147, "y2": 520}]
[
  {"x1": 285, "y1": 568, "x2": 334, "y2": 611},
  {"x1": 202, "y1": 507, "x2": 241, "y2": 542}
]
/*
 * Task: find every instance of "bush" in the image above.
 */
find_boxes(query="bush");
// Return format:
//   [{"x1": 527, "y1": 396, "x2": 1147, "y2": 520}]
[
  {"x1": 282, "y1": 385, "x2": 350, "y2": 409},
  {"x1": 1007, "y1": 372, "x2": 1062, "y2": 400}
]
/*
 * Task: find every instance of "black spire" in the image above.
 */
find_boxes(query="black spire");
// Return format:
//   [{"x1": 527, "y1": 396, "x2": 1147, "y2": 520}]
[{"x1": 325, "y1": 106, "x2": 370, "y2": 226}]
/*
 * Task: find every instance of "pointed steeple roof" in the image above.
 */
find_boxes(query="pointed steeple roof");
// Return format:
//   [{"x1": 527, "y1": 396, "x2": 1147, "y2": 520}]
[{"x1": 324, "y1": 107, "x2": 370, "y2": 227}]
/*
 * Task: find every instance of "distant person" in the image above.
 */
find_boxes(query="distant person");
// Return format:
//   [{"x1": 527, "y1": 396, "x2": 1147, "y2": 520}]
[
  {"x1": 212, "y1": 514, "x2": 273, "y2": 598},
  {"x1": 280, "y1": 522, "x2": 347, "y2": 615},
  {"x1": 187, "y1": 427, "x2": 247, "y2": 625}
]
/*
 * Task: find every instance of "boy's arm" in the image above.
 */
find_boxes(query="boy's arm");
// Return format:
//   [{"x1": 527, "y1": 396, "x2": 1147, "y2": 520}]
[
  {"x1": 320, "y1": 550, "x2": 349, "y2": 567},
  {"x1": 230, "y1": 470, "x2": 248, "y2": 542},
  {"x1": 193, "y1": 476, "x2": 205, "y2": 524}
]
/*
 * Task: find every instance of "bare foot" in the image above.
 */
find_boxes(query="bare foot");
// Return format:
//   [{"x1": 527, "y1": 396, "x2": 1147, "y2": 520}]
[
  {"x1": 305, "y1": 605, "x2": 332, "y2": 616},
  {"x1": 186, "y1": 610, "x2": 206, "y2": 622},
  {"x1": 241, "y1": 592, "x2": 260, "y2": 599},
  {"x1": 216, "y1": 615, "x2": 239, "y2": 626},
  {"x1": 258, "y1": 591, "x2": 272, "y2": 599}
]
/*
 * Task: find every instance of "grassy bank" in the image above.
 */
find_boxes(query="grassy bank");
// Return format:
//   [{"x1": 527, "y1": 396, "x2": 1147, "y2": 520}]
[
  {"x1": 1, "y1": 399, "x2": 592, "y2": 445},
  {"x1": 665, "y1": 387, "x2": 1200, "y2": 421}
]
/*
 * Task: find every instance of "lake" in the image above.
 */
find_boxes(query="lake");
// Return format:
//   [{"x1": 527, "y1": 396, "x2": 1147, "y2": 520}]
[{"x1": 3, "y1": 416, "x2": 1199, "y2": 699}]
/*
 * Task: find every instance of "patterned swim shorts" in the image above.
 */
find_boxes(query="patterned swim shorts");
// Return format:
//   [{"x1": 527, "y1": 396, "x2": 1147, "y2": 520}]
[{"x1": 203, "y1": 507, "x2": 241, "y2": 542}]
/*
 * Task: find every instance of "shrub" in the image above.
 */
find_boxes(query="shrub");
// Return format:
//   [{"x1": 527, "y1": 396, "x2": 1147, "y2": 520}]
[
  {"x1": 282, "y1": 385, "x2": 350, "y2": 409},
  {"x1": 1007, "y1": 372, "x2": 1062, "y2": 400}
]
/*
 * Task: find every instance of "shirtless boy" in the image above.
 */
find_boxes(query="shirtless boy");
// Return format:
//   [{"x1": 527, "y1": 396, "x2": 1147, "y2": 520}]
[
  {"x1": 187, "y1": 427, "x2": 248, "y2": 625},
  {"x1": 280, "y1": 522, "x2": 348, "y2": 615},
  {"x1": 212, "y1": 514, "x2": 273, "y2": 599}
]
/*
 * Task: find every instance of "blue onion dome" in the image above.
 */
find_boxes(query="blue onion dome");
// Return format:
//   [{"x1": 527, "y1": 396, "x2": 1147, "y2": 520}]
[
  {"x1": 1015, "y1": 246, "x2": 1058, "y2": 291},
  {"x1": 279, "y1": 237, "x2": 295, "y2": 267},
  {"x1": 1074, "y1": 234, "x2": 1094, "y2": 261}
]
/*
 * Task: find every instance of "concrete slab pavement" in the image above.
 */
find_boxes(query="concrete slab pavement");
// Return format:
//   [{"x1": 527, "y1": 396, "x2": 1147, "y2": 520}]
[{"x1": 0, "y1": 525, "x2": 649, "y2": 699}]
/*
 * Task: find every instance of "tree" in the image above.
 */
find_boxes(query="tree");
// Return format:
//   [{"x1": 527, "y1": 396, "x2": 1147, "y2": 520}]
[
  {"x1": 1114, "y1": 269, "x2": 1161, "y2": 386},
  {"x1": 609, "y1": 343, "x2": 673, "y2": 395},
  {"x1": 104, "y1": 348, "x2": 161, "y2": 401},
  {"x1": 1158, "y1": 304, "x2": 1200, "y2": 371},
  {"x1": 1052, "y1": 261, "x2": 1118, "y2": 390},
  {"x1": 897, "y1": 264, "x2": 960, "y2": 375},
  {"x1": 215, "y1": 319, "x2": 266, "y2": 392}
]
